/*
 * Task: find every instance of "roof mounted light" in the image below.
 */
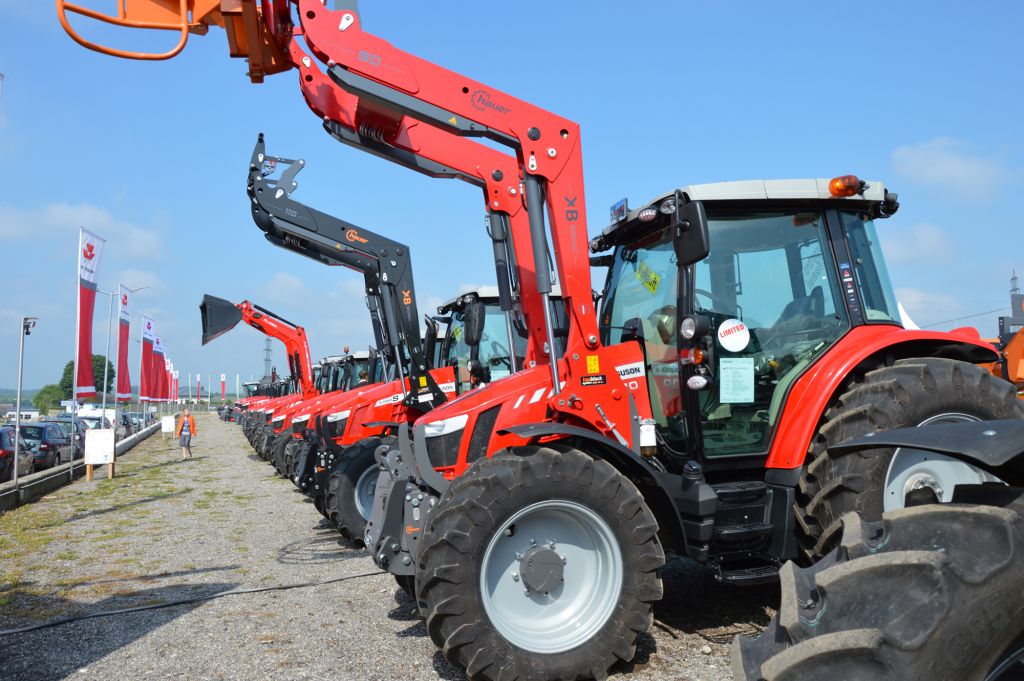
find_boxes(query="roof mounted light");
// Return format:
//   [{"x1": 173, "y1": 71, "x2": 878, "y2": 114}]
[
  {"x1": 829, "y1": 175, "x2": 865, "y2": 197},
  {"x1": 659, "y1": 197, "x2": 677, "y2": 214},
  {"x1": 638, "y1": 207, "x2": 658, "y2": 222}
]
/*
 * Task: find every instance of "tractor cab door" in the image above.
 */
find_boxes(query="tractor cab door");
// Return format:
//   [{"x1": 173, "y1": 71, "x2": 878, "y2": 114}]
[{"x1": 692, "y1": 210, "x2": 850, "y2": 458}]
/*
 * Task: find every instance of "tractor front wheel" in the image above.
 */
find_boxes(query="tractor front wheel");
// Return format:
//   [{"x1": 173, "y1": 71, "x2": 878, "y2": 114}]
[
  {"x1": 324, "y1": 437, "x2": 383, "y2": 544},
  {"x1": 795, "y1": 357, "x2": 1023, "y2": 560},
  {"x1": 416, "y1": 446, "x2": 664, "y2": 681}
]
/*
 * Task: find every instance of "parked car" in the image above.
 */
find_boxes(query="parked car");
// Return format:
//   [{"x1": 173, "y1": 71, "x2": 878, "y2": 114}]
[
  {"x1": 79, "y1": 416, "x2": 113, "y2": 431},
  {"x1": 0, "y1": 426, "x2": 34, "y2": 482},
  {"x1": 19, "y1": 423, "x2": 72, "y2": 468},
  {"x1": 42, "y1": 418, "x2": 87, "y2": 460}
]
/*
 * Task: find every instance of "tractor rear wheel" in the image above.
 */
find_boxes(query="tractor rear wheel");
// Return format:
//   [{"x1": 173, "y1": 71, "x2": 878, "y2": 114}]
[
  {"x1": 324, "y1": 437, "x2": 383, "y2": 544},
  {"x1": 732, "y1": 494, "x2": 1024, "y2": 681},
  {"x1": 795, "y1": 357, "x2": 1022, "y2": 560},
  {"x1": 416, "y1": 446, "x2": 664, "y2": 681}
]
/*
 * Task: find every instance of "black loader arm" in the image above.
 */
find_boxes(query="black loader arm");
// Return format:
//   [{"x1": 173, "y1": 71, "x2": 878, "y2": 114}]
[{"x1": 247, "y1": 133, "x2": 445, "y2": 408}]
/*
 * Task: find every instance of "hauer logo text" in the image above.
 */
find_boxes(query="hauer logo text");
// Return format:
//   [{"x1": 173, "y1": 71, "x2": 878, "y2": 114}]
[
  {"x1": 470, "y1": 89, "x2": 511, "y2": 114},
  {"x1": 346, "y1": 229, "x2": 369, "y2": 244}
]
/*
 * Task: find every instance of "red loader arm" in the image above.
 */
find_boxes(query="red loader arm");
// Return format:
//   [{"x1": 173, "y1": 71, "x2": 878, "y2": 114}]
[{"x1": 200, "y1": 294, "x2": 317, "y2": 399}]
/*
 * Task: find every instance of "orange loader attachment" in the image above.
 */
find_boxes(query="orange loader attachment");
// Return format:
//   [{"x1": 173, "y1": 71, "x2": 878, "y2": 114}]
[
  {"x1": 55, "y1": 0, "x2": 289, "y2": 80},
  {"x1": 983, "y1": 329, "x2": 1024, "y2": 396}
]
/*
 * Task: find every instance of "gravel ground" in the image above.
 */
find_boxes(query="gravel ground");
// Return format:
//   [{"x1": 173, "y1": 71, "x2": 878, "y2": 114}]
[{"x1": 0, "y1": 415, "x2": 776, "y2": 680}]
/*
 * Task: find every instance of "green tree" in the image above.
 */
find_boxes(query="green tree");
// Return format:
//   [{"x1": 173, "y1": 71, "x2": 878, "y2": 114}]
[
  {"x1": 33, "y1": 384, "x2": 65, "y2": 415},
  {"x1": 59, "y1": 356, "x2": 116, "y2": 399}
]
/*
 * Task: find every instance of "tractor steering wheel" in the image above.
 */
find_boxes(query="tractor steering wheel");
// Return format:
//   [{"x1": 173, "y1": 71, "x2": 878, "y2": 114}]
[{"x1": 490, "y1": 341, "x2": 512, "y2": 369}]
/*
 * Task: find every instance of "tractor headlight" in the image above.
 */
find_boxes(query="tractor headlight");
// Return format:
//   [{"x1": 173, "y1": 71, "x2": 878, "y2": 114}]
[
  {"x1": 423, "y1": 414, "x2": 468, "y2": 438},
  {"x1": 423, "y1": 414, "x2": 469, "y2": 468},
  {"x1": 272, "y1": 414, "x2": 286, "y2": 426},
  {"x1": 326, "y1": 410, "x2": 350, "y2": 438}
]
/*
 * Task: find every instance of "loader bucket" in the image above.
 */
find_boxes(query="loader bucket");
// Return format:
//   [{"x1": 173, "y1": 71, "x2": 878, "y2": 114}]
[{"x1": 200, "y1": 294, "x2": 243, "y2": 345}]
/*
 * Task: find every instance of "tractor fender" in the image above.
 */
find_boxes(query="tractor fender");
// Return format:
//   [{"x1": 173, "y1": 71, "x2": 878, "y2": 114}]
[
  {"x1": 766, "y1": 325, "x2": 1000, "y2": 470},
  {"x1": 830, "y1": 418, "x2": 1024, "y2": 477},
  {"x1": 499, "y1": 422, "x2": 687, "y2": 554}
]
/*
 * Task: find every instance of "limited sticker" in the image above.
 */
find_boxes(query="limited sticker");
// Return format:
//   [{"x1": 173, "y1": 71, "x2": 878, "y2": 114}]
[
  {"x1": 581, "y1": 374, "x2": 607, "y2": 386},
  {"x1": 586, "y1": 355, "x2": 600, "y2": 374},
  {"x1": 635, "y1": 261, "x2": 660, "y2": 294},
  {"x1": 717, "y1": 318, "x2": 750, "y2": 352}
]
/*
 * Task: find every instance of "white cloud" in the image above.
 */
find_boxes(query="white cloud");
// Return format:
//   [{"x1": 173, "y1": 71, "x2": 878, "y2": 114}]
[
  {"x1": 0, "y1": 202, "x2": 164, "y2": 257},
  {"x1": 891, "y1": 137, "x2": 1009, "y2": 200},
  {"x1": 880, "y1": 222, "x2": 954, "y2": 265},
  {"x1": 257, "y1": 272, "x2": 309, "y2": 306},
  {"x1": 895, "y1": 287, "x2": 965, "y2": 326}
]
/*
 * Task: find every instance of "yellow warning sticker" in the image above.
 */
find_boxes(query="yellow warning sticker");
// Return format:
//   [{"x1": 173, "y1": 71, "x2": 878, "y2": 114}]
[
  {"x1": 418, "y1": 376, "x2": 427, "y2": 388},
  {"x1": 448, "y1": 116, "x2": 458, "y2": 125},
  {"x1": 586, "y1": 355, "x2": 600, "y2": 374},
  {"x1": 636, "y1": 261, "x2": 660, "y2": 295}
]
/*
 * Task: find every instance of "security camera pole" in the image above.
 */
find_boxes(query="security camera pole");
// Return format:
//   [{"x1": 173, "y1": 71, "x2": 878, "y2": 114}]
[{"x1": 14, "y1": 316, "x2": 38, "y2": 491}]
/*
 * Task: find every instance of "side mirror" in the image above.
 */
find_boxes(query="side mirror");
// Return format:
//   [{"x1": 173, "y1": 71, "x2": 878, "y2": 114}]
[
  {"x1": 463, "y1": 300, "x2": 486, "y2": 348},
  {"x1": 672, "y1": 196, "x2": 710, "y2": 266}
]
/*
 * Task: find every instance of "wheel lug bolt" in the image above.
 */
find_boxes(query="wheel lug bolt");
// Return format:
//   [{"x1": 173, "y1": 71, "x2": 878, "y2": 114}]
[{"x1": 512, "y1": 573, "x2": 519, "y2": 582}]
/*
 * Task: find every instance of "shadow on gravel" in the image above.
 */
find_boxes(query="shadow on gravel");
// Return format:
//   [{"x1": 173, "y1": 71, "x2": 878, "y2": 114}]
[
  {"x1": 58, "y1": 489, "x2": 194, "y2": 524},
  {"x1": 44, "y1": 564, "x2": 243, "y2": 590},
  {"x1": 0, "y1": 581, "x2": 237, "y2": 681},
  {"x1": 431, "y1": 650, "x2": 467, "y2": 681},
  {"x1": 275, "y1": 534, "x2": 365, "y2": 565}
]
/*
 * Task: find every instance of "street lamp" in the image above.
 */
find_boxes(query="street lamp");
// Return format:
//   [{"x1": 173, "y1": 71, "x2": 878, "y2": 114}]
[{"x1": 14, "y1": 316, "x2": 38, "y2": 490}]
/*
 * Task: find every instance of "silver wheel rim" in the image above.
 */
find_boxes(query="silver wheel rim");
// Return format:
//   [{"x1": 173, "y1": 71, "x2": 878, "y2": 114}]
[
  {"x1": 479, "y1": 499, "x2": 623, "y2": 654},
  {"x1": 884, "y1": 412, "x2": 1003, "y2": 512},
  {"x1": 354, "y1": 465, "x2": 379, "y2": 521}
]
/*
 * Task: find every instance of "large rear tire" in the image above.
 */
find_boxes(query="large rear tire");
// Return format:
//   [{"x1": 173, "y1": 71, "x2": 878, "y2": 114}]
[
  {"x1": 794, "y1": 357, "x2": 1023, "y2": 560},
  {"x1": 416, "y1": 446, "x2": 664, "y2": 681},
  {"x1": 733, "y1": 494, "x2": 1024, "y2": 681},
  {"x1": 324, "y1": 437, "x2": 383, "y2": 544}
]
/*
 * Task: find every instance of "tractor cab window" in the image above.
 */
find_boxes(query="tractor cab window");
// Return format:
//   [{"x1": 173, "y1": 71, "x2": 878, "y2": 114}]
[
  {"x1": 444, "y1": 304, "x2": 524, "y2": 391},
  {"x1": 694, "y1": 211, "x2": 849, "y2": 456},
  {"x1": 840, "y1": 212, "x2": 899, "y2": 323},
  {"x1": 600, "y1": 226, "x2": 685, "y2": 440}
]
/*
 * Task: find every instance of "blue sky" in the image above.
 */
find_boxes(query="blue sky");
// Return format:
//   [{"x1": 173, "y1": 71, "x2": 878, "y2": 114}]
[{"x1": 0, "y1": 1, "x2": 1021, "y2": 389}]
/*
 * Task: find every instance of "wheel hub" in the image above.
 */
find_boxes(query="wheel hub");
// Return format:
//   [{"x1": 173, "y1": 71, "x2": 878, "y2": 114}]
[
  {"x1": 519, "y1": 545, "x2": 564, "y2": 594},
  {"x1": 904, "y1": 473, "x2": 943, "y2": 500}
]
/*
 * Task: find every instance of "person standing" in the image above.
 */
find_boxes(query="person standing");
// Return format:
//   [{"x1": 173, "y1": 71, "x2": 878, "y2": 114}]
[{"x1": 177, "y1": 408, "x2": 197, "y2": 460}]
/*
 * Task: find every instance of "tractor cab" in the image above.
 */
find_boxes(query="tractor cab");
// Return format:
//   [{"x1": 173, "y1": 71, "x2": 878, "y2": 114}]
[
  {"x1": 433, "y1": 286, "x2": 528, "y2": 392},
  {"x1": 595, "y1": 177, "x2": 902, "y2": 463}
]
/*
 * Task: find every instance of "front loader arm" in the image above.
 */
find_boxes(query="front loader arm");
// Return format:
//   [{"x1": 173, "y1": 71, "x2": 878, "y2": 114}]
[
  {"x1": 247, "y1": 134, "x2": 446, "y2": 408},
  {"x1": 200, "y1": 293, "x2": 317, "y2": 398},
  {"x1": 287, "y1": 37, "x2": 551, "y2": 368}
]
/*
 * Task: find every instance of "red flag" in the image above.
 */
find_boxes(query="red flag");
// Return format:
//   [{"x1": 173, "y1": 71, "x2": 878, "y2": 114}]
[
  {"x1": 116, "y1": 288, "x2": 132, "y2": 402},
  {"x1": 153, "y1": 336, "x2": 166, "y2": 402},
  {"x1": 139, "y1": 317, "x2": 155, "y2": 401},
  {"x1": 75, "y1": 228, "x2": 105, "y2": 399},
  {"x1": 220, "y1": 373, "x2": 226, "y2": 401}
]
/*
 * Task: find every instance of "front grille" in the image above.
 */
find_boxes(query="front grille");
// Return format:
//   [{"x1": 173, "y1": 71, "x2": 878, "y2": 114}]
[
  {"x1": 425, "y1": 429, "x2": 462, "y2": 468},
  {"x1": 466, "y1": 406, "x2": 500, "y2": 464}
]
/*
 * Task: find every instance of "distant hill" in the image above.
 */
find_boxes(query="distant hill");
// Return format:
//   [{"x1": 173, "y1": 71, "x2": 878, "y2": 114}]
[{"x1": 0, "y1": 388, "x2": 40, "y2": 402}]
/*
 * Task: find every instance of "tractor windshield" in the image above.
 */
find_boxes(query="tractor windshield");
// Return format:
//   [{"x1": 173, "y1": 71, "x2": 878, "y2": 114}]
[{"x1": 601, "y1": 210, "x2": 852, "y2": 457}]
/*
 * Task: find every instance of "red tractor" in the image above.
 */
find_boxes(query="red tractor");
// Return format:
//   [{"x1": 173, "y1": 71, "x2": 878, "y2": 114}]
[{"x1": 58, "y1": 3, "x2": 1024, "y2": 679}]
